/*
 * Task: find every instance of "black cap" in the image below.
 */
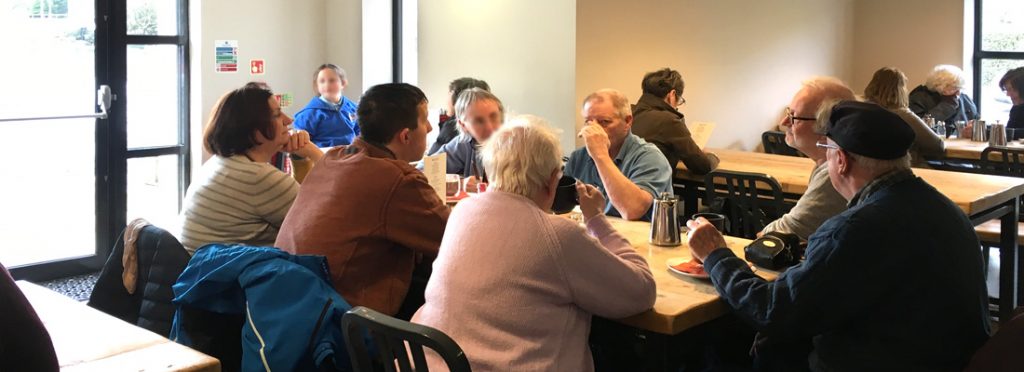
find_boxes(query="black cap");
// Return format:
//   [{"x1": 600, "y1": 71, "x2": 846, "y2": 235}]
[{"x1": 825, "y1": 101, "x2": 915, "y2": 160}]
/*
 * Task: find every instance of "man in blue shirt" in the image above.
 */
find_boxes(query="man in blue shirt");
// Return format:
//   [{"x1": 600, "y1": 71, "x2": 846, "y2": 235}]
[{"x1": 565, "y1": 89, "x2": 673, "y2": 221}]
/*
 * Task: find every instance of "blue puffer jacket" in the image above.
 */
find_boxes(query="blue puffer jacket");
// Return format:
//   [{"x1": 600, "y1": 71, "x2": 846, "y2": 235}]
[
  {"x1": 293, "y1": 96, "x2": 359, "y2": 148},
  {"x1": 170, "y1": 244, "x2": 352, "y2": 371}
]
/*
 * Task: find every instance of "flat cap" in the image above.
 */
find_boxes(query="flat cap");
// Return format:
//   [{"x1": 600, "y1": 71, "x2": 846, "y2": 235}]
[{"x1": 825, "y1": 101, "x2": 915, "y2": 160}]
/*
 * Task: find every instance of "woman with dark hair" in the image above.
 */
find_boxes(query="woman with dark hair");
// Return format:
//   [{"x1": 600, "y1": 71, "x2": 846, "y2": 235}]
[
  {"x1": 1000, "y1": 67, "x2": 1024, "y2": 130},
  {"x1": 176, "y1": 83, "x2": 323, "y2": 254},
  {"x1": 863, "y1": 67, "x2": 944, "y2": 167}
]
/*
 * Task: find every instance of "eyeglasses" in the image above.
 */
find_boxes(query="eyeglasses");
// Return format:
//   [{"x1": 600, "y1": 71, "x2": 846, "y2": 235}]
[
  {"x1": 815, "y1": 140, "x2": 840, "y2": 150},
  {"x1": 675, "y1": 95, "x2": 687, "y2": 107},
  {"x1": 785, "y1": 107, "x2": 816, "y2": 123}
]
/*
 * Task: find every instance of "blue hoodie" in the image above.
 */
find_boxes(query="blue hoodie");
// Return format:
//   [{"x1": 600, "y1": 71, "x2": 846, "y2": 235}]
[
  {"x1": 170, "y1": 244, "x2": 353, "y2": 371},
  {"x1": 294, "y1": 96, "x2": 359, "y2": 148}
]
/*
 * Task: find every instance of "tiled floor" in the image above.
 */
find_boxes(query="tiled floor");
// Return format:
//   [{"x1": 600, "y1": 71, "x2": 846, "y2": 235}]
[{"x1": 39, "y1": 272, "x2": 99, "y2": 302}]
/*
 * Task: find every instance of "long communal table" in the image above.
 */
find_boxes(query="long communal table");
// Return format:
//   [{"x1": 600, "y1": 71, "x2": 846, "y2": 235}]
[{"x1": 673, "y1": 148, "x2": 1024, "y2": 321}]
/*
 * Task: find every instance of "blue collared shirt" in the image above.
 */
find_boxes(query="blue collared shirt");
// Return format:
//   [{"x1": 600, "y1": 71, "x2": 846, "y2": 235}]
[
  {"x1": 564, "y1": 133, "x2": 673, "y2": 219},
  {"x1": 435, "y1": 133, "x2": 486, "y2": 179}
]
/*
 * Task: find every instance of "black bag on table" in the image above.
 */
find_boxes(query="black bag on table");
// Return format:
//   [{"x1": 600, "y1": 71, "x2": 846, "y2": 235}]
[{"x1": 744, "y1": 231, "x2": 805, "y2": 271}]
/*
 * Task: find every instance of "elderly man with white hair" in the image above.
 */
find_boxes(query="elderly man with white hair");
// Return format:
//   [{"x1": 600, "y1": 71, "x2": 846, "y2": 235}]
[
  {"x1": 762, "y1": 77, "x2": 855, "y2": 240},
  {"x1": 908, "y1": 64, "x2": 979, "y2": 126},
  {"x1": 565, "y1": 89, "x2": 673, "y2": 221},
  {"x1": 687, "y1": 101, "x2": 990, "y2": 371},
  {"x1": 412, "y1": 115, "x2": 656, "y2": 371}
]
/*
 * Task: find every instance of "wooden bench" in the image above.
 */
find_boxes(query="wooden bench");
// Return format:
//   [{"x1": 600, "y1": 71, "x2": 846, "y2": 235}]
[{"x1": 975, "y1": 220, "x2": 1024, "y2": 244}]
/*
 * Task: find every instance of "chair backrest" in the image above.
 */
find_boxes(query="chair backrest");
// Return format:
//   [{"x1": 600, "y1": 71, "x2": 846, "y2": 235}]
[
  {"x1": 980, "y1": 146, "x2": 1024, "y2": 178},
  {"x1": 761, "y1": 131, "x2": 804, "y2": 157},
  {"x1": 342, "y1": 306, "x2": 471, "y2": 372},
  {"x1": 704, "y1": 170, "x2": 788, "y2": 239}
]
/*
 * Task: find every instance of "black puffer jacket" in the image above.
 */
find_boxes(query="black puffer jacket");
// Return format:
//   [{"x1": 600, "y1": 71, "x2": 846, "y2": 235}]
[
  {"x1": 88, "y1": 224, "x2": 191, "y2": 337},
  {"x1": 908, "y1": 85, "x2": 979, "y2": 125}
]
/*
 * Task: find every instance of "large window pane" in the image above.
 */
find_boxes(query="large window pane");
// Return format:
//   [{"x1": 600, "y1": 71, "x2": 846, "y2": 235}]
[
  {"x1": 981, "y1": 0, "x2": 1024, "y2": 52},
  {"x1": 979, "y1": 59, "x2": 1024, "y2": 122},
  {"x1": 127, "y1": 0, "x2": 178, "y2": 36},
  {"x1": 0, "y1": 119, "x2": 96, "y2": 267},
  {"x1": 0, "y1": 0, "x2": 96, "y2": 268},
  {"x1": 127, "y1": 44, "x2": 180, "y2": 148},
  {"x1": 127, "y1": 155, "x2": 180, "y2": 230}
]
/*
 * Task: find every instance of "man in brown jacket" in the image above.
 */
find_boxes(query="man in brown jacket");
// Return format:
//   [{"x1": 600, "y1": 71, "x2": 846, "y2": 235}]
[
  {"x1": 631, "y1": 68, "x2": 719, "y2": 174},
  {"x1": 276, "y1": 83, "x2": 449, "y2": 319}
]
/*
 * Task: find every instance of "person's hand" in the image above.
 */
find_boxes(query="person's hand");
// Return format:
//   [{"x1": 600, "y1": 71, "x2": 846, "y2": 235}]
[
  {"x1": 284, "y1": 130, "x2": 312, "y2": 153},
  {"x1": 464, "y1": 176, "x2": 480, "y2": 193},
  {"x1": 578, "y1": 121, "x2": 611, "y2": 161},
  {"x1": 686, "y1": 217, "x2": 728, "y2": 262},
  {"x1": 576, "y1": 180, "x2": 606, "y2": 221}
]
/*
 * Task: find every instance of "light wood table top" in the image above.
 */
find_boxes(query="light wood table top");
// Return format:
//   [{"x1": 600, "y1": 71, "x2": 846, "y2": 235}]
[
  {"x1": 677, "y1": 148, "x2": 1024, "y2": 215},
  {"x1": 604, "y1": 218, "x2": 778, "y2": 335},
  {"x1": 943, "y1": 138, "x2": 1024, "y2": 161},
  {"x1": 17, "y1": 281, "x2": 220, "y2": 372}
]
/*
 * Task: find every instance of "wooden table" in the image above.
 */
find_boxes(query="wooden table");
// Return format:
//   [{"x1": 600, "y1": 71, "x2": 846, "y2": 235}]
[
  {"x1": 604, "y1": 218, "x2": 777, "y2": 335},
  {"x1": 943, "y1": 138, "x2": 1024, "y2": 161},
  {"x1": 674, "y1": 148, "x2": 1024, "y2": 320},
  {"x1": 17, "y1": 281, "x2": 220, "y2": 372}
]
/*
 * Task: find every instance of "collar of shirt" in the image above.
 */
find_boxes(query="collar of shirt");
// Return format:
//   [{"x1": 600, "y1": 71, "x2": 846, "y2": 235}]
[
  {"x1": 613, "y1": 133, "x2": 641, "y2": 164},
  {"x1": 848, "y1": 168, "x2": 915, "y2": 208},
  {"x1": 318, "y1": 96, "x2": 342, "y2": 111}
]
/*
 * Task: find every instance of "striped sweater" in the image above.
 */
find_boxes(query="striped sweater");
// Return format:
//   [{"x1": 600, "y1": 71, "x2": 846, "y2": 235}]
[{"x1": 176, "y1": 155, "x2": 299, "y2": 254}]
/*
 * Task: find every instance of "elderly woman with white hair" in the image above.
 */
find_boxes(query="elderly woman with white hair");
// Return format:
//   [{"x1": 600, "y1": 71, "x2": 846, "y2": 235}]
[
  {"x1": 908, "y1": 64, "x2": 979, "y2": 127},
  {"x1": 411, "y1": 115, "x2": 656, "y2": 371}
]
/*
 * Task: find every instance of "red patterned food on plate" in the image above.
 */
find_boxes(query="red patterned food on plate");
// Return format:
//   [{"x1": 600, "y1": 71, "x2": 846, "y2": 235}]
[{"x1": 671, "y1": 260, "x2": 706, "y2": 276}]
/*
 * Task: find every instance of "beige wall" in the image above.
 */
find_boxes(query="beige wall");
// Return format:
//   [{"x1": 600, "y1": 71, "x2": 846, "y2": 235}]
[
  {"x1": 417, "y1": 0, "x2": 578, "y2": 154},
  {"x1": 190, "y1": 0, "x2": 327, "y2": 164},
  {"x1": 326, "y1": 0, "x2": 363, "y2": 102},
  {"x1": 576, "y1": 0, "x2": 855, "y2": 151},
  {"x1": 850, "y1": 0, "x2": 969, "y2": 93}
]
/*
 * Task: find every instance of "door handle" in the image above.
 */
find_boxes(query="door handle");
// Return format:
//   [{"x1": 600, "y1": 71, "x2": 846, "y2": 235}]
[{"x1": 0, "y1": 85, "x2": 112, "y2": 122}]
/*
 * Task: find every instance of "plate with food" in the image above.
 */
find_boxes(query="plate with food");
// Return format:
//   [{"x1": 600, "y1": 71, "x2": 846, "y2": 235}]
[{"x1": 667, "y1": 257, "x2": 709, "y2": 279}]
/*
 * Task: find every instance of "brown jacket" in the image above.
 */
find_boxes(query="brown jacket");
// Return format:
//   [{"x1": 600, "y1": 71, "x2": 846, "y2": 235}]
[
  {"x1": 275, "y1": 138, "x2": 449, "y2": 315},
  {"x1": 631, "y1": 93, "x2": 719, "y2": 174}
]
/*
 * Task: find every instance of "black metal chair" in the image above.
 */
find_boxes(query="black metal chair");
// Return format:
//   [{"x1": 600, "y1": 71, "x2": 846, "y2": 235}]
[
  {"x1": 980, "y1": 146, "x2": 1024, "y2": 178},
  {"x1": 342, "y1": 306, "x2": 471, "y2": 372},
  {"x1": 761, "y1": 131, "x2": 804, "y2": 158},
  {"x1": 704, "y1": 170, "x2": 789, "y2": 239}
]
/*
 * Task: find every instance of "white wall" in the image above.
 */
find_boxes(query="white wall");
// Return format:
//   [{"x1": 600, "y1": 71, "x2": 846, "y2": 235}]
[
  {"x1": 850, "y1": 0, "x2": 969, "y2": 93},
  {"x1": 190, "y1": 0, "x2": 327, "y2": 165},
  {"x1": 326, "y1": 0, "x2": 364, "y2": 101},
  {"x1": 576, "y1": 0, "x2": 855, "y2": 151},
  {"x1": 417, "y1": 0, "x2": 578, "y2": 154}
]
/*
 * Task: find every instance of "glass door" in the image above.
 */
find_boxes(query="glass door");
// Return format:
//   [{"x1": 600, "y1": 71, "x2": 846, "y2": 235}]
[{"x1": 0, "y1": 0, "x2": 111, "y2": 279}]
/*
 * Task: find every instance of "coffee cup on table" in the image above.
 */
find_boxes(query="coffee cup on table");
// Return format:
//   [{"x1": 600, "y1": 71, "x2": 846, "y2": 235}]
[
  {"x1": 691, "y1": 213, "x2": 727, "y2": 232},
  {"x1": 551, "y1": 176, "x2": 579, "y2": 214},
  {"x1": 445, "y1": 174, "x2": 461, "y2": 197}
]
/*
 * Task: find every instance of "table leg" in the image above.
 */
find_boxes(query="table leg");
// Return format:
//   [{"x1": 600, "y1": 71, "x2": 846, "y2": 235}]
[{"x1": 1000, "y1": 196, "x2": 1020, "y2": 321}]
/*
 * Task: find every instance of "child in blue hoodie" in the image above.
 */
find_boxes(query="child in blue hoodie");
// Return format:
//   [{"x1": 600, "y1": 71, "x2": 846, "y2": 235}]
[{"x1": 293, "y1": 64, "x2": 359, "y2": 148}]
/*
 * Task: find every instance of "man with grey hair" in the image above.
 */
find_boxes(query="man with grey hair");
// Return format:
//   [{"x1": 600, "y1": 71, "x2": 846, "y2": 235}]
[
  {"x1": 565, "y1": 89, "x2": 673, "y2": 221},
  {"x1": 687, "y1": 101, "x2": 990, "y2": 371},
  {"x1": 909, "y1": 64, "x2": 979, "y2": 126},
  {"x1": 761, "y1": 77, "x2": 855, "y2": 240},
  {"x1": 434, "y1": 87, "x2": 504, "y2": 182}
]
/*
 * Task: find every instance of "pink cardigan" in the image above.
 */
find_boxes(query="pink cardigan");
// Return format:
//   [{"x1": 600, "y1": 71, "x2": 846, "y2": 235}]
[{"x1": 411, "y1": 191, "x2": 656, "y2": 371}]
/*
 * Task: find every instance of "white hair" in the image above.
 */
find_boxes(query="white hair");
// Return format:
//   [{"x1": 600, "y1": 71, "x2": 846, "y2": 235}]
[
  {"x1": 925, "y1": 65, "x2": 966, "y2": 94},
  {"x1": 480, "y1": 115, "x2": 562, "y2": 199},
  {"x1": 801, "y1": 76, "x2": 856, "y2": 134},
  {"x1": 581, "y1": 89, "x2": 632, "y2": 119},
  {"x1": 454, "y1": 88, "x2": 505, "y2": 135}
]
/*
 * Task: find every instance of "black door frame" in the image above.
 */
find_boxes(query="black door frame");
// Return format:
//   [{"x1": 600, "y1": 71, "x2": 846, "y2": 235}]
[{"x1": 11, "y1": 0, "x2": 190, "y2": 281}]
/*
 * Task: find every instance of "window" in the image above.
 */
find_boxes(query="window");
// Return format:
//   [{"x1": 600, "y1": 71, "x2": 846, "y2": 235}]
[{"x1": 973, "y1": 0, "x2": 1024, "y2": 122}]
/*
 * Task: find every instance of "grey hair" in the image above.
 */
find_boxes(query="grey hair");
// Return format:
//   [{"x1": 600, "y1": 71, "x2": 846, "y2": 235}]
[
  {"x1": 479, "y1": 115, "x2": 562, "y2": 199},
  {"x1": 925, "y1": 65, "x2": 966, "y2": 94},
  {"x1": 581, "y1": 89, "x2": 632, "y2": 119},
  {"x1": 455, "y1": 88, "x2": 505, "y2": 134},
  {"x1": 847, "y1": 152, "x2": 912, "y2": 174},
  {"x1": 801, "y1": 77, "x2": 856, "y2": 134}
]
